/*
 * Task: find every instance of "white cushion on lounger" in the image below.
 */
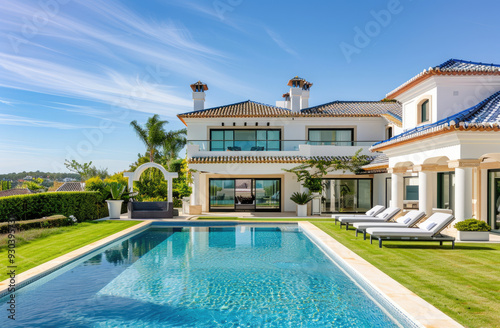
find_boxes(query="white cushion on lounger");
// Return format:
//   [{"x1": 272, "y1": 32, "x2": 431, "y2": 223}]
[
  {"x1": 332, "y1": 205, "x2": 384, "y2": 219},
  {"x1": 339, "y1": 207, "x2": 400, "y2": 224},
  {"x1": 366, "y1": 227, "x2": 434, "y2": 238},
  {"x1": 353, "y1": 222, "x2": 407, "y2": 230},
  {"x1": 354, "y1": 211, "x2": 425, "y2": 230},
  {"x1": 395, "y1": 210, "x2": 425, "y2": 225}
]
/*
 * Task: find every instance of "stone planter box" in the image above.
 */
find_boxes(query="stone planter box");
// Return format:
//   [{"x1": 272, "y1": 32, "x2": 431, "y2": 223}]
[
  {"x1": 189, "y1": 205, "x2": 202, "y2": 215},
  {"x1": 297, "y1": 204, "x2": 307, "y2": 217},
  {"x1": 457, "y1": 231, "x2": 489, "y2": 241}
]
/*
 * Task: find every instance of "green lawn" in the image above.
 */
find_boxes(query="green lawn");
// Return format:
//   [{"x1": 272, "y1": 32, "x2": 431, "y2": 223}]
[
  {"x1": 0, "y1": 220, "x2": 139, "y2": 281},
  {"x1": 313, "y1": 222, "x2": 500, "y2": 328}
]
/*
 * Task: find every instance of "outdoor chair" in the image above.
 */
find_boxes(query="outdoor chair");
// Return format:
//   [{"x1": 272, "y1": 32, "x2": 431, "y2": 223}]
[
  {"x1": 338, "y1": 207, "x2": 401, "y2": 230},
  {"x1": 332, "y1": 205, "x2": 385, "y2": 224},
  {"x1": 353, "y1": 210, "x2": 426, "y2": 240},
  {"x1": 366, "y1": 212, "x2": 455, "y2": 248}
]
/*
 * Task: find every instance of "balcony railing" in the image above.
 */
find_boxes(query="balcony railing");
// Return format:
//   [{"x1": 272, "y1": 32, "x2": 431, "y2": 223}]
[{"x1": 187, "y1": 140, "x2": 379, "y2": 152}]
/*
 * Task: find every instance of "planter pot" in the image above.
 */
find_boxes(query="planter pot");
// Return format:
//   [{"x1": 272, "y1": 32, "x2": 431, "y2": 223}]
[
  {"x1": 457, "y1": 231, "x2": 489, "y2": 241},
  {"x1": 297, "y1": 204, "x2": 308, "y2": 217},
  {"x1": 106, "y1": 200, "x2": 124, "y2": 219}
]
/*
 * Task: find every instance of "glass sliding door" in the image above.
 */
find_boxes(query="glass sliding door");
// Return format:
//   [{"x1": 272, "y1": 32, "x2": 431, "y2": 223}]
[
  {"x1": 385, "y1": 177, "x2": 392, "y2": 208},
  {"x1": 321, "y1": 178, "x2": 372, "y2": 213},
  {"x1": 209, "y1": 178, "x2": 281, "y2": 212},
  {"x1": 255, "y1": 179, "x2": 280, "y2": 211},
  {"x1": 235, "y1": 179, "x2": 254, "y2": 210},
  {"x1": 488, "y1": 170, "x2": 500, "y2": 230},
  {"x1": 437, "y1": 172, "x2": 455, "y2": 212},
  {"x1": 209, "y1": 179, "x2": 235, "y2": 211}
]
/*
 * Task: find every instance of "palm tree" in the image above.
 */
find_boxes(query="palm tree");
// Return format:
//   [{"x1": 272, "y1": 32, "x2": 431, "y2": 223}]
[
  {"x1": 163, "y1": 128, "x2": 187, "y2": 163},
  {"x1": 130, "y1": 115, "x2": 168, "y2": 162}
]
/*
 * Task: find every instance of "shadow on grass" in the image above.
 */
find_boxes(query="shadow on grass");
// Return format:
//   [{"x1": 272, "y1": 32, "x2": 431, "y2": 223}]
[{"x1": 381, "y1": 244, "x2": 496, "y2": 251}]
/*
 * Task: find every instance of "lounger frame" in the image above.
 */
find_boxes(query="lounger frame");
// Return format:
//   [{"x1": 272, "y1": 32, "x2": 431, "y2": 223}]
[
  {"x1": 370, "y1": 234, "x2": 455, "y2": 249},
  {"x1": 368, "y1": 215, "x2": 456, "y2": 249}
]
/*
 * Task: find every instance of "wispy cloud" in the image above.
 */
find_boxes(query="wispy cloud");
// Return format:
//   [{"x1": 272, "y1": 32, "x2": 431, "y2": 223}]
[
  {"x1": 266, "y1": 29, "x2": 300, "y2": 58},
  {"x1": 0, "y1": 113, "x2": 96, "y2": 130},
  {"x1": 0, "y1": 0, "x2": 254, "y2": 117},
  {"x1": 0, "y1": 99, "x2": 13, "y2": 106}
]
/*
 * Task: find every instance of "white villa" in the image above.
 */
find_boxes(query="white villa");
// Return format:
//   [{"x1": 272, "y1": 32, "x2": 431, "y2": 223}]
[{"x1": 178, "y1": 59, "x2": 500, "y2": 232}]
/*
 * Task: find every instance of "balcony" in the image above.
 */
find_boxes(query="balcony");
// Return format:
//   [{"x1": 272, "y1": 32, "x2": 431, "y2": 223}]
[{"x1": 187, "y1": 140, "x2": 380, "y2": 158}]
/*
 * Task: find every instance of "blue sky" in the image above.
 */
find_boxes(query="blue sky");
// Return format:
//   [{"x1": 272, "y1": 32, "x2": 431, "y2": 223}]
[{"x1": 1, "y1": 0, "x2": 500, "y2": 174}]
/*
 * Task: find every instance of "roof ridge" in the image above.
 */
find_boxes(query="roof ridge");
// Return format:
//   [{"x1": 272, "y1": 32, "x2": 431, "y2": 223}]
[
  {"x1": 437, "y1": 58, "x2": 500, "y2": 69},
  {"x1": 178, "y1": 99, "x2": 289, "y2": 116},
  {"x1": 301, "y1": 100, "x2": 400, "y2": 111}
]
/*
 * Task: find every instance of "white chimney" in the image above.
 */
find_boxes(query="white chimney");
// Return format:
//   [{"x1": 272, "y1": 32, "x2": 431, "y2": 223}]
[
  {"x1": 300, "y1": 81, "x2": 312, "y2": 109},
  {"x1": 190, "y1": 81, "x2": 208, "y2": 110},
  {"x1": 288, "y1": 76, "x2": 303, "y2": 112},
  {"x1": 276, "y1": 93, "x2": 291, "y2": 109}
]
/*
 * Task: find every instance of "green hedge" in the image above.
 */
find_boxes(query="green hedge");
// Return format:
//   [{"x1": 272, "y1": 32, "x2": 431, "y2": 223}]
[
  {"x1": 0, "y1": 192, "x2": 107, "y2": 222},
  {"x1": 0, "y1": 215, "x2": 73, "y2": 234}
]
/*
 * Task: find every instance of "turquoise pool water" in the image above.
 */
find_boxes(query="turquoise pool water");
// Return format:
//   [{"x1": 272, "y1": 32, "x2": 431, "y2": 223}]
[{"x1": 1, "y1": 224, "x2": 414, "y2": 327}]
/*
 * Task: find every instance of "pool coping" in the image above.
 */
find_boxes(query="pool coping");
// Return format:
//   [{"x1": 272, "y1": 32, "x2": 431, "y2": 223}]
[
  {"x1": 298, "y1": 222, "x2": 464, "y2": 328},
  {"x1": 0, "y1": 220, "x2": 152, "y2": 297}
]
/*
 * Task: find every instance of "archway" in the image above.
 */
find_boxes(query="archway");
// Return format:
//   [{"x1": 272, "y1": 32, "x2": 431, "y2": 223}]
[{"x1": 124, "y1": 163, "x2": 178, "y2": 202}]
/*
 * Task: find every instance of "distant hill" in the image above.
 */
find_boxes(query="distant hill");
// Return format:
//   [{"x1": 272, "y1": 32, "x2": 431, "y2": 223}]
[{"x1": 0, "y1": 171, "x2": 80, "y2": 181}]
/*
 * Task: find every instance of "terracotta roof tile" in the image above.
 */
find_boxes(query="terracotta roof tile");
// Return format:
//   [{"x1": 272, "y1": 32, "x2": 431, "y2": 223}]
[
  {"x1": 386, "y1": 59, "x2": 500, "y2": 99},
  {"x1": 178, "y1": 100, "x2": 402, "y2": 124},
  {"x1": 189, "y1": 155, "x2": 374, "y2": 164},
  {"x1": 301, "y1": 101, "x2": 402, "y2": 117},
  {"x1": 0, "y1": 188, "x2": 32, "y2": 198},
  {"x1": 56, "y1": 182, "x2": 85, "y2": 192}
]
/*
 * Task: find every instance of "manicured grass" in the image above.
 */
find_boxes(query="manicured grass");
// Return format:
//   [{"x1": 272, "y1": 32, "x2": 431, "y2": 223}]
[
  {"x1": 313, "y1": 222, "x2": 500, "y2": 328},
  {"x1": 0, "y1": 220, "x2": 139, "y2": 281}
]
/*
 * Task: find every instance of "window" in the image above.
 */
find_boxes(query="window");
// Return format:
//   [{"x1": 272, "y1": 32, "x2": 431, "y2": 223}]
[
  {"x1": 210, "y1": 129, "x2": 281, "y2": 151},
  {"x1": 308, "y1": 129, "x2": 354, "y2": 146},
  {"x1": 420, "y1": 99, "x2": 430, "y2": 123},
  {"x1": 386, "y1": 126, "x2": 393, "y2": 139},
  {"x1": 321, "y1": 178, "x2": 372, "y2": 213},
  {"x1": 437, "y1": 172, "x2": 455, "y2": 212}
]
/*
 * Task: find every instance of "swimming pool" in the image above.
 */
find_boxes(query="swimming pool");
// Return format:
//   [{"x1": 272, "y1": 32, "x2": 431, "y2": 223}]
[{"x1": 1, "y1": 223, "x2": 418, "y2": 327}]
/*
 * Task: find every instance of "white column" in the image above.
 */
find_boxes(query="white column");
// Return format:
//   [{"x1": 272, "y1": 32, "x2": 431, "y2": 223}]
[
  {"x1": 454, "y1": 167, "x2": 473, "y2": 221},
  {"x1": 390, "y1": 172, "x2": 404, "y2": 209},
  {"x1": 190, "y1": 171, "x2": 200, "y2": 205},
  {"x1": 480, "y1": 169, "x2": 488, "y2": 222},
  {"x1": 418, "y1": 171, "x2": 428, "y2": 214},
  {"x1": 416, "y1": 168, "x2": 434, "y2": 215}
]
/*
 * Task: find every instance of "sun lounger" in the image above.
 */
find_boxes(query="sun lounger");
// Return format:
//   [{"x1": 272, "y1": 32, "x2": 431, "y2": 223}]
[
  {"x1": 366, "y1": 212, "x2": 455, "y2": 248},
  {"x1": 353, "y1": 210, "x2": 426, "y2": 240},
  {"x1": 332, "y1": 205, "x2": 385, "y2": 224},
  {"x1": 338, "y1": 207, "x2": 401, "y2": 230}
]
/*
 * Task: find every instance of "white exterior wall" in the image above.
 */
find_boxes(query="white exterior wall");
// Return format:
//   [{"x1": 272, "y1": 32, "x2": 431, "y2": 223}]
[
  {"x1": 386, "y1": 132, "x2": 500, "y2": 167},
  {"x1": 396, "y1": 76, "x2": 500, "y2": 131}
]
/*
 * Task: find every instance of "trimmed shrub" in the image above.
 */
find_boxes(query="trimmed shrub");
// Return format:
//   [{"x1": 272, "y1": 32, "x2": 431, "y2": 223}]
[
  {"x1": 173, "y1": 198, "x2": 182, "y2": 208},
  {"x1": 0, "y1": 192, "x2": 103, "y2": 222},
  {"x1": 454, "y1": 218, "x2": 491, "y2": 231},
  {"x1": 0, "y1": 215, "x2": 74, "y2": 234}
]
